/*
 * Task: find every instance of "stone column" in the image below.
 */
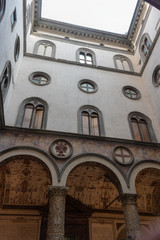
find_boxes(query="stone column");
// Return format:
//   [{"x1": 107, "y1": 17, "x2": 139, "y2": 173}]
[
  {"x1": 46, "y1": 186, "x2": 67, "y2": 240},
  {"x1": 121, "y1": 194, "x2": 141, "y2": 240}
]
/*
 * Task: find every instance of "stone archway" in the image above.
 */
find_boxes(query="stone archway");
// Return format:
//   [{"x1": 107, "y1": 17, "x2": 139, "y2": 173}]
[
  {"x1": 136, "y1": 167, "x2": 160, "y2": 216},
  {"x1": 65, "y1": 161, "x2": 123, "y2": 240},
  {"x1": 0, "y1": 155, "x2": 52, "y2": 240}
]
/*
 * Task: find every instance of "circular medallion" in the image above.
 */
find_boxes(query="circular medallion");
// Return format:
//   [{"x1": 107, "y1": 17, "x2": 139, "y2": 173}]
[
  {"x1": 113, "y1": 146, "x2": 133, "y2": 165},
  {"x1": 50, "y1": 139, "x2": 73, "y2": 159}
]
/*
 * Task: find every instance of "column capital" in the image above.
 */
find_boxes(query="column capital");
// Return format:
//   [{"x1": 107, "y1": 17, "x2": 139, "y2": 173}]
[
  {"x1": 120, "y1": 193, "x2": 138, "y2": 206},
  {"x1": 48, "y1": 186, "x2": 68, "y2": 197}
]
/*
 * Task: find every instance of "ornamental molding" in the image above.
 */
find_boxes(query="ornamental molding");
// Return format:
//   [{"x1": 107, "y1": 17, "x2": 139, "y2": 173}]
[{"x1": 33, "y1": 0, "x2": 146, "y2": 50}]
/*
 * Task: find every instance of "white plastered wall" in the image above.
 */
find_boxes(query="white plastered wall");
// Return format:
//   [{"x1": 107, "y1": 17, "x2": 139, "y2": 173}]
[
  {"x1": 0, "y1": 0, "x2": 24, "y2": 112},
  {"x1": 4, "y1": 55, "x2": 160, "y2": 141}
]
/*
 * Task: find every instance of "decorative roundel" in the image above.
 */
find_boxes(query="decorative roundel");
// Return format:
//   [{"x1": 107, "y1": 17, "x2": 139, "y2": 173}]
[
  {"x1": 113, "y1": 146, "x2": 134, "y2": 165},
  {"x1": 50, "y1": 139, "x2": 73, "y2": 159}
]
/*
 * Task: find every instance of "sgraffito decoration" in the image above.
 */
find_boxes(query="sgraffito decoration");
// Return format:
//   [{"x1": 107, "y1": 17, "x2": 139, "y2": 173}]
[{"x1": 0, "y1": 155, "x2": 51, "y2": 207}]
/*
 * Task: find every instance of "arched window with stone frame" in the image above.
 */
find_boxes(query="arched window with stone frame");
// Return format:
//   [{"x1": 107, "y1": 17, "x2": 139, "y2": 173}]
[
  {"x1": 76, "y1": 48, "x2": 96, "y2": 65},
  {"x1": 16, "y1": 97, "x2": 48, "y2": 129},
  {"x1": 78, "y1": 105, "x2": 105, "y2": 136},
  {"x1": 113, "y1": 55, "x2": 134, "y2": 72},
  {"x1": 139, "y1": 33, "x2": 152, "y2": 62},
  {"x1": 0, "y1": 61, "x2": 11, "y2": 102},
  {"x1": 33, "y1": 40, "x2": 56, "y2": 58},
  {"x1": 128, "y1": 112, "x2": 156, "y2": 142}
]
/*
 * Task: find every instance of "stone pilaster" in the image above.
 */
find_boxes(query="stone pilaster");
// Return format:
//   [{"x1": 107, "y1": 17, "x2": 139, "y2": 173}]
[
  {"x1": 46, "y1": 186, "x2": 68, "y2": 240},
  {"x1": 121, "y1": 194, "x2": 141, "y2": 240}
]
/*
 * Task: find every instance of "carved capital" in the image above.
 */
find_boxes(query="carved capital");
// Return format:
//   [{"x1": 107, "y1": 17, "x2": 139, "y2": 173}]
[
  {"x1": 48, "y1": 186, "x2": 68, "y2": 197},
  {"x1": 121, "y1": 194, "x2": 138, "y2": 206}
]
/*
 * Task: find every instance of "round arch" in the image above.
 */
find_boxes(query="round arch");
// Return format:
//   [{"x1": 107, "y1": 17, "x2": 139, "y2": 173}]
[
  {"x1": 60, "y1": 154, "x2": 129, "y2": 193},
  {"x1": 0, "y1": 147, "x2": 59, "y2": 185},
  {"x1": 128, "y1": 160, "x2": 160, "y2": 193}
]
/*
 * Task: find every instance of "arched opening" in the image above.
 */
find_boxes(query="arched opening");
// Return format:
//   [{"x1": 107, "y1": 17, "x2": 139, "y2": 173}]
[
  {"x1": 65, "y1": 161, "x2": 124, "y2": 240},
  {"x1": 0, "y1": 155, "x2": 52, "y2": 240},
  {"x1": 136, "y1": 168, "x2": 160, "y2": 216}
]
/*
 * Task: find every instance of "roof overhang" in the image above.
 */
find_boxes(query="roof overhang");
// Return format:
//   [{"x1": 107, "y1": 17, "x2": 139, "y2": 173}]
[{"x1": 33, "y1": 0, "x2": 147, "y2": 50}]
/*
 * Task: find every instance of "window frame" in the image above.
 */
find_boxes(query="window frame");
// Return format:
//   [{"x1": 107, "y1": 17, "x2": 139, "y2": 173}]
[
  {"x1": 152, "y1": 65, "x2": 160, "y2": 87},
  {"x1": 29, "y1": 72, "x2": 51, "y2": 86},
  {"x1": 76, "y1": 48, "x2": 96, "y2": 65},
  {"x1": 139, "y1": 33, "x2": 152, "y2": 62},
  {"x1": 16, "y1": 97, "x2": 48, "y2": 130},
  {"x1": 0, "y1": 0, "x2": 6, "y2": 23},
  {"x1": 122, "y1": 86, "x2": 141, "y2": 100},
  {"x1": 78, "y1": 79, "x2": 98, "y2": 93},
  {"x1": 113, "y1": 55, "x2": 134, "y2": 72},
  {"x1": 128, "y1": 112, "x2": 157, "y2": 142},
  {"x1": 78, "y1": 105, "x2": 105, "y2": 136},
  {"x1": 33, "y1": 40, "x2": 56, "y2": 58},
  {"x1": 14, "y1": 35, "x2": 20, "y2": 62},
  {"x1": 11, "y1": 8, "x2": 17, "y2": 32},
  {"x1": 0, "y1": 61, "x2": 11, "y2": 102}
]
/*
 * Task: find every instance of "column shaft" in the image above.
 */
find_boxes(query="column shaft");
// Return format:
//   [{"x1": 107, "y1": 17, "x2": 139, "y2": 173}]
[
  {"x1": 121, "y1": 194, "x2": 141, "y2": 240},
  {"x1": 47, "y1": 186, "x2": 67, "y2": 240}
]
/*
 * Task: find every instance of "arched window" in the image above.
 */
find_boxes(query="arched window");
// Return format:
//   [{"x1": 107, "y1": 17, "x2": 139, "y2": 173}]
[
  {"x1": 33, "y1": 40, "x2": 56, "y2": 58},
  {"x1": 77, "y1": 48, "x2": 96, "y2": 65},
  {"x1": 139, "y1": 33, "x2": 152, "y2": 62},
  {"x1": 16, "y1": 98, "x2": 48, "y2": 129},
  {"x1": 128, "y1": 112, "x2": 156, "y2": 142},
  {"x1": 113, "y1": 55, "x2": 134, "y2": 72},
  {"x1": 78, "y1": 106, "x2": 105, "y2": 136},
  {"x1": 0, "y1": 0, "x2": 6, "y2": 22},
  {"x1": 0, "y1": 61, "x2": 11, "y2": 102}
]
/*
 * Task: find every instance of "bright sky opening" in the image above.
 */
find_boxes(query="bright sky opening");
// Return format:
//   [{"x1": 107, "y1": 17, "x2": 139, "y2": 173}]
[{"x1": 41, "y1": 0, "x2": 138, "y2": 35}]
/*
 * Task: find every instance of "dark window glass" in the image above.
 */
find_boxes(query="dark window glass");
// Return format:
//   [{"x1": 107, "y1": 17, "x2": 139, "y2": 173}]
[
  {"x1": 29, "y1": 72, "x2": 50, "y2": 85},
  {"x1": 14, "y1": 35, "x2": 20, "y2": 62},
  {"x1": 1, "y1": 61, "x2": 11, "y2": 102},
  {"x1": 11, "y1": 8, "x2": 17, "y2": 31},
  {"x1": 0, "y1": 0, "x2": 5, "y2": 22},
  {"x1": 123, "y1": 86, "x2": 140, "y2": 99},
  {"x1": 152, "y1": 66, "x2": 160, "y2": 87}
]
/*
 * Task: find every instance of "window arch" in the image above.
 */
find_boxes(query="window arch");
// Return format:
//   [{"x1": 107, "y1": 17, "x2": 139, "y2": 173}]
[
  {"x1": 0, "y1": 61, "x2": 11, "y2": 102},
  {"x1": 113, "y1": 55, "x2": 134, "y2": 72},
  {"x1": 16, "y1": 97, "x2": 48, "y2": 129},
  {"x1": 128, "y1": 112, "x2": 156, "y2": 142},
  {"x1": 77, "y1": 48, "x2": 96, "y2": 65},
  {"x1": 78, "y1": 106, "x2": 105, "y2": 136},
  {"x1": 33, "y1": 40, "x2": 56, "y2": 58},
  {"x1": 139, "y1": 33, "x2": 152, "y2": 62}
]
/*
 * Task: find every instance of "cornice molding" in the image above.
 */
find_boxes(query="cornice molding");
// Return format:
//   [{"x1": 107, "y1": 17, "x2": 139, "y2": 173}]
[{"x1": 33, "y1": 0, "x2": 146, "y2": 50}]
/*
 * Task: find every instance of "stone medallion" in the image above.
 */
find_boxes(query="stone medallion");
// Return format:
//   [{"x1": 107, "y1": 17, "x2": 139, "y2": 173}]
[
  {"x1": 113, "y1": 146, "x2": 134, "y2": 165},
  {"x1": 50, "y1": 139, "x2": 73, "y2": 159}
]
